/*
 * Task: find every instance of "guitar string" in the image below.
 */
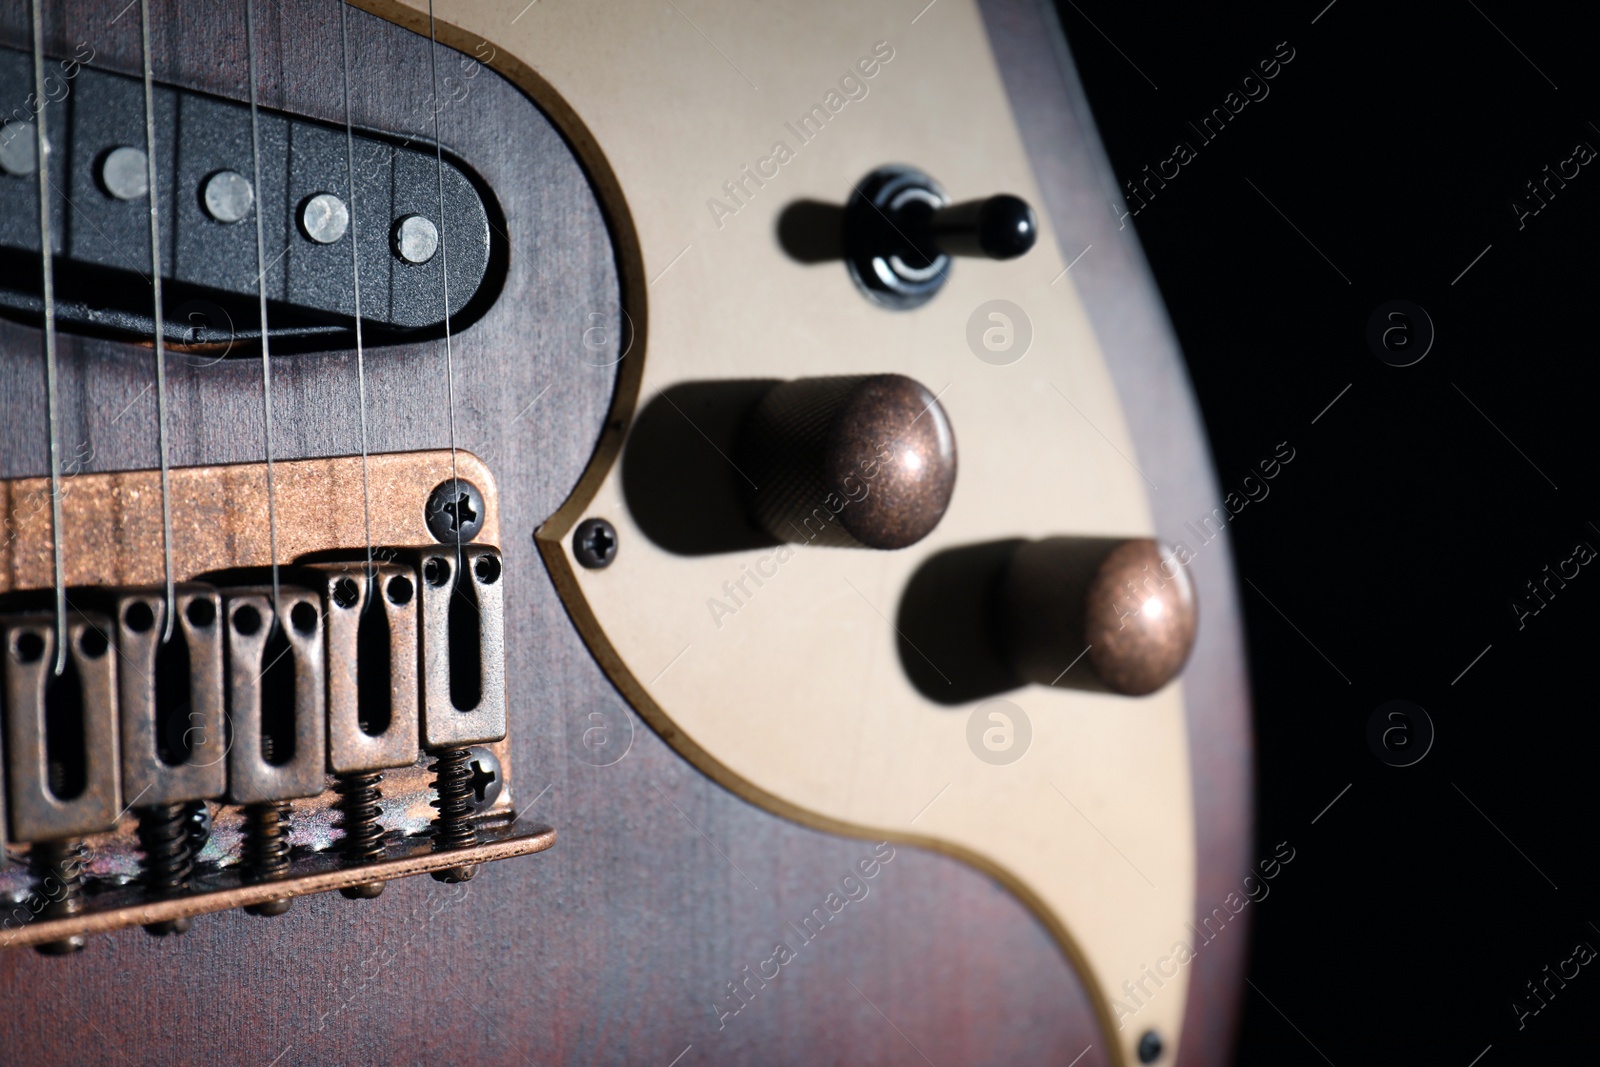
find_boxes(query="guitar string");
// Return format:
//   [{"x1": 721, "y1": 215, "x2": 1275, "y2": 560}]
[
  {"x1": 426, "y1": 0, "x2": 462, "y2": 569},
  {"x1": 339, "y1": 0, "x2": 376, "y2": 602},
  {"x1": 138, "y1": 0, "x2": 177, "y2": 642},
  {"x1": 28, "y1": 0, "x2": 66, "y2": 674},
  {"x1": 26, "y1": 7, "x2": 447, "y2": 662},
  {"x1": 244, "y1": 0, "x2": 282, "y2": 616}
]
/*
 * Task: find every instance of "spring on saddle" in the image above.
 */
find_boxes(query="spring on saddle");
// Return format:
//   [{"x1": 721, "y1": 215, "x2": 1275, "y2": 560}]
[
  {"x1": 241, "y1": 801, "x2": 292, "y2": 882},
  {"x1": 428, "y1": 747, "x2": 479, "y2": 852},
  {"x1": 136, "y1": 802, "x2": 194, "y2": 895},
  {"x1": 334, "y1": 771, "x2": 386, "y2": 865}
]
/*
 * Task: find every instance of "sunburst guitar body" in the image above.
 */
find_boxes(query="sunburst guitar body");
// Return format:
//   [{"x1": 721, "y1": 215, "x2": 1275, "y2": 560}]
[{"x1": 0, "y1": 1, "x2": 1250, "y2": 1064}]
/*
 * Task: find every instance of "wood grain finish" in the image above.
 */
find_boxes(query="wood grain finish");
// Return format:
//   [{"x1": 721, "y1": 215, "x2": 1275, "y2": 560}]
[
  {"x1": 0, "y1": 2, "x2": 1120, "y2": 1065},
  {"x1": 0, "y1": 450, "x2": 499, "y2": 590}
]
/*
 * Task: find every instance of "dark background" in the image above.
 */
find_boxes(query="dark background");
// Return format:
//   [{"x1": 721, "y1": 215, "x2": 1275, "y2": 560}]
[{"x1": 1056, "y1": 1, "x2": 1598, "y2": 1062}]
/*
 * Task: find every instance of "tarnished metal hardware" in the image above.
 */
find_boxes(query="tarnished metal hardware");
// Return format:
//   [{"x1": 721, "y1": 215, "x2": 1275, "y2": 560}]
[
  {"x1": 331, "y1": 771, "x2": 387, "y2": 899},
  {"x1": 302, "y1": 562, "x2": 420, "y2": 775},
  {"x1": 0, "y1": 823, "x2": 554, "y2": 952},
  {"x1": 2, "y1": 613, "x2": 122, "y2": 843},
  {"x1": 400, "y1": 542, "x2": 507, "y2": 884},
  {"x1": 427, "y1": 744, "x2": 502, "y2": 885},
  {"x1": 222, "y1": 586, "x2": 327, "y2": 917},
  {"x1": 425, "y1": 479, "x2": 486, "y2": 544},
  {"x1": 737, "y1": 375, "x2": 958, "y2": 550},
  {"x1": 301, "y1": 561, "x2": 422, "y2": 899},
  {"x1": 223, "y1": 588, "x2": 327, "y2": 804},
  {"x1": 201, "y1": 170, "x2": 253, "y2": 224},
  {"x1": 239, "y1": 801, "x2": 295, "y2": 916},
  {"x1": 0, "y1": 730, "x2": 522, "y2": 949},
  {"x1": 108, "y1": 586, "x2": 226, "y2": 807},
  {"x1": 299, "y1": 192, "x2": 350, "y2": 245},
  {"x1": 427, "y1": 746, "x2": 481, "y2": 883},
  {"x1": 29, "y1": 840, "x2": 88, "y2": 955},
  {"x1": 2, "y1": 613, "x2": 123, "y2": 955},
  {"x1": 463, "y1": 746, "x2": 504, "y2": 813},
  {"x1": 0, "y1": 450, "x2": 537, "y2": 948},
  {"x1": 998, "y1": 538, "x2": 1198, "y2": 697},
  {"x1": 95, "y1": 585, "x2": 225, "y2": 935},
  {"x1": 404, "y1": 544, "x2": 507, "y2": 750},
  {"x1": 0, "y1": 451, "x2": 500, "y2": 595},
  {"x1": 135, "y1": 802, "x2": 198, "y2": 936}
]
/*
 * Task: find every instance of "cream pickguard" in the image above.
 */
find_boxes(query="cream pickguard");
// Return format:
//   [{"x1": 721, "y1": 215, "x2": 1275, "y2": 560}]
[{"x1": 367, "y1": 2, "x2": 1198, "y2": 1061}]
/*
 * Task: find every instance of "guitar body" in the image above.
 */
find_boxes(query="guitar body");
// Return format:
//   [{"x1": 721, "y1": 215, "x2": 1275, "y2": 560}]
[{"x1": 0, "y1": 2, "x2": 1249, "y2": 1064}]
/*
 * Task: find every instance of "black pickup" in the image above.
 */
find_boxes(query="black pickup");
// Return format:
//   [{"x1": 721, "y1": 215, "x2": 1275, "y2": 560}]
[{"x1": 0, "y1": 46, "x2": 500, "y2": 352}]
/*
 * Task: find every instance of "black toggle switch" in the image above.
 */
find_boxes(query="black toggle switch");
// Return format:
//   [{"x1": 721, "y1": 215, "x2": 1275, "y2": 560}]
[
  {"x1": 842, "y1": 165, "x2": 1038, "y2": 310},
  {"x1": 924, "y1": 194, "x2": 1037, "y2": 260}
]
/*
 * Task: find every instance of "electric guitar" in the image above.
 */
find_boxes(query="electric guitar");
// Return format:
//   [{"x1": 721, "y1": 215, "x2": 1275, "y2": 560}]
[{"x1": 0, "y1": 2, "x2": 1250, "y2": 1064}]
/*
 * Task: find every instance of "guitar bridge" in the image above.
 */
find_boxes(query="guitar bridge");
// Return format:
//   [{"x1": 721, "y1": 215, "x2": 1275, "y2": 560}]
[{"x1": 0, "y1": 450, "x2": 549, "y2": 952}]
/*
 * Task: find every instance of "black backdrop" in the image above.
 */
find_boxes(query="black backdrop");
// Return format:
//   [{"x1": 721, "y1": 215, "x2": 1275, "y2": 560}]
[{"x1": 1056, "y1": 1, "x2": 1598, "y2": 1062}]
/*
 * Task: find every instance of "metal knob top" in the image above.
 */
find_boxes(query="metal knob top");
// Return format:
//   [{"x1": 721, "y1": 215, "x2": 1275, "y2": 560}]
[
  {"x1": 739, "y1": 374, "x2": 958, "y2": 550},
  {"x1": 999, "y1": 538, "x2": 1197, "y2": 696}
]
